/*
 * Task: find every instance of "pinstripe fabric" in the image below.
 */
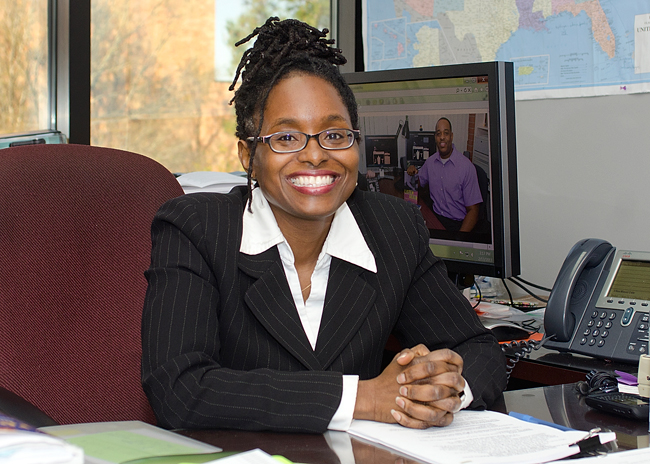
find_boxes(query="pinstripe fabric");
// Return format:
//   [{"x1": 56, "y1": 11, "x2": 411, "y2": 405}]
[{"x1": 141, "y1": 186, "x2": 507, "y2": 433}]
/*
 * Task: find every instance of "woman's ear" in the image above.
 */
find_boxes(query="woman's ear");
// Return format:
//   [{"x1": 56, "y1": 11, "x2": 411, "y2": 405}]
[{"x1": 238, "y1": 140, "x2": 254, "y2": 177}]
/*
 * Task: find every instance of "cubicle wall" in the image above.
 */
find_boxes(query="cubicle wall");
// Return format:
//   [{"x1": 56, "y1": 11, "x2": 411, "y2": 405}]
[{"x1": 515, "y1": 92, "x2": 650, "y2": 289}]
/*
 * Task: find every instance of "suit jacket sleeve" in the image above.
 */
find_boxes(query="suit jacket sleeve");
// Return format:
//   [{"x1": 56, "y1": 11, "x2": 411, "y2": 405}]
[
  {"x1": 387, "y1": 200, "x2": 507, "y2": 410},
  {"x1": 141, "y1": 193, "x2": 343, "y2": 432}
]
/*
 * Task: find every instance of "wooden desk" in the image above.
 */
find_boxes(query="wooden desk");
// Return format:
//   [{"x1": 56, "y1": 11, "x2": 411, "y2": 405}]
[
  {"x1": 505, "y1": 383, "x2": 649, "y2": 451},
  {"x1": 506, "y1": 346, "x2": 638, "y2": 390},
  {"x1": 179, "y1": 384, "x2": 649, "y2": 463},
  {"x1": 180, "y1": 427, "x2": 411, "y2": 463},
  {"x1": 179, "y1": 429, "x2": 342, "y2": 464}
]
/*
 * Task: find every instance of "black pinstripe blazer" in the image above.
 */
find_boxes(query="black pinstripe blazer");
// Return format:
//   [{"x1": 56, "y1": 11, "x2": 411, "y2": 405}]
[{"x1": 141, "y1": 186, "x2": 507, "y2": 433}]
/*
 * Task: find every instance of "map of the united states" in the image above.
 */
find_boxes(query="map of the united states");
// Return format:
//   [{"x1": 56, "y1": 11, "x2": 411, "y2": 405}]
[{"x1": 366, "y1": 0, "x2": 650, "y2": 99}]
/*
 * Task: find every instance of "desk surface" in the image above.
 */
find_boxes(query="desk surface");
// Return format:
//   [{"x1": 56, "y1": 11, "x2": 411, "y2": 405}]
[
  {"x1": 179, "y1": 384, "x2": 649, "y2": 463},
  {"x1": 506, "y1": 346, "x2": 638, "y2": 389},
  {"x1": 504, "y1": 383, "x2": 649, "y2": 450}
]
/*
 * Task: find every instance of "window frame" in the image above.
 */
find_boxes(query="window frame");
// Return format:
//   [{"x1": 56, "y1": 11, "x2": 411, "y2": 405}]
[
  {"x1": 54, "y1": 0, "x2": 359, "y2": 146},
  {"x1": 55, "y1": 0, "x2": 90, "y2": 144},
  {"x1": 334, "y1": 0, "x2": 363, "y2": 73}
]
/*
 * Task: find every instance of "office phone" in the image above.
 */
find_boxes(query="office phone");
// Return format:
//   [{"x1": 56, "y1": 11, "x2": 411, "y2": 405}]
[{"x1": 544, "y1": 238, "x2": 650, "y2": 364}]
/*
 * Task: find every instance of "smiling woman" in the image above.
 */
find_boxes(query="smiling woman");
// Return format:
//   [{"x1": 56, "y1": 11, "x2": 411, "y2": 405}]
[
  {"x1": 238, "y1": 74, "x2": 360, "y2": 233},
  {"x1": 141, "y1": 17, "x2": 508, "y2": 434}
]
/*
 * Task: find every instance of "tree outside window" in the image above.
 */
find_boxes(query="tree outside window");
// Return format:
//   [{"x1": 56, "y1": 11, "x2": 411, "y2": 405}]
[
  {"x1": 90, "y1": 0, "x2": 329, "y2": 174},
  {"x1": 0, "y1": 0, "x2": 48, "y2": 136}
]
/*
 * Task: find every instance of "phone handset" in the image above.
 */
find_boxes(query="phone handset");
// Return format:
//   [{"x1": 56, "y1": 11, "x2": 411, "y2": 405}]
[{"x1": 544, "y1": 239, "x2": 614, "y2": 342}]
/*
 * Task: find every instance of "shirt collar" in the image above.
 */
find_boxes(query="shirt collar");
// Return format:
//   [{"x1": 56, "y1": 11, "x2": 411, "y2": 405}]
[
  {"x1": 435, "y1": 144, "x2": 458, "y2": 164},
  {"x1": 240, "y1": 188, "x2": 377, "y2": 273}
]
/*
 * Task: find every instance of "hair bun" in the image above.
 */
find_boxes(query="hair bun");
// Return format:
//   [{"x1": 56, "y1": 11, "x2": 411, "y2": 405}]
[{"x1": 230, "y1": 17, "x2": 345, "y2": 93}]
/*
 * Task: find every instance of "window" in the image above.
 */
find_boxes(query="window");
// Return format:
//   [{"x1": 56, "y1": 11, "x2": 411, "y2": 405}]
[
  {"x1": 0, "y1": 0, "x2": 50, "y2": 136},
  {"x1": 90, "y1": 0, "x2": 331, "y2": 174}
]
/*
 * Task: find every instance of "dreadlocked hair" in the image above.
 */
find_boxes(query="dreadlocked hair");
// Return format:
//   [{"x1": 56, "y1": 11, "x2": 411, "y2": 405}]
[{"x1": 229, "y1": 17, "x2": 360, "y2": 212}]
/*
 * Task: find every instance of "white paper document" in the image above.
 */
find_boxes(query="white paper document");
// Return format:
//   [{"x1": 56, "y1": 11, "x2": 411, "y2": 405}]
[
  {"x1": 204, "y1": 448, "x2": 279, "y2": 463},
  {"x1": 348, "y1": 410, "x2": 615, "y2": 464},
  {"x1": 1, "y1": 413, "x2": 83, "y2": 464}
]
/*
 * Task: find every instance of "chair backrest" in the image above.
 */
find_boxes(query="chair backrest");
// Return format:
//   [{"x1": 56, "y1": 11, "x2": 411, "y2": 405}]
[{"x1": 0, "y1": 144, "x2": 184, "y2": 425}]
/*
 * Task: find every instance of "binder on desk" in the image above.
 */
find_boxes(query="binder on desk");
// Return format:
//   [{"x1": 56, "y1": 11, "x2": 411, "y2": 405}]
[{"x1": 40, "y1": 421, "x2": 221, "y2": 464}]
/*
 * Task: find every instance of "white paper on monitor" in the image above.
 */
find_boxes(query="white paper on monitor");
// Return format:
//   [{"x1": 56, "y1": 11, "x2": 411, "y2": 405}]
[{"x1": 348, "y1": 410, "x2": 612, "y2": 464}]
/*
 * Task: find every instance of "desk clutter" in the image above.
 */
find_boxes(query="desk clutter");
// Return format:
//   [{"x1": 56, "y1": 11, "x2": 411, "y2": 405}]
[
  {"x1": 39, "y1": 421, "x2": 221, "y2": 464},
  {"x1": 0, "y1": 414, "x2": 292, "y2": 464},
  {"x1": 175, "y1": 171, "x2": 247, "y2": 194},
  {"x1": 473, "y1": 300, "x2": 545, "y2": 340},
  {"x1": 0, "y1": 413, "x2": 83, "y2": 464},
  {"x1": 0, "y1": 400, "x2": 647, "y2": 464},
  {"x1": 502, "y1": 380, "x2": 649, "y2": 463}
]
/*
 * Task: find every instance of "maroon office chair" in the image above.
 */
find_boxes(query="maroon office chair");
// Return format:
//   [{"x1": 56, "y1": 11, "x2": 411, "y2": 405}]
[{"x1": 0, "y1": 143, "x2": 184, "y2": 425}]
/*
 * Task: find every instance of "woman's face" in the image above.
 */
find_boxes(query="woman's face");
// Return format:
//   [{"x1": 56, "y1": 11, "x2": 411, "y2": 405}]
[{"x1": 239, "y1": 73, "x2": 359, "y2": 227}]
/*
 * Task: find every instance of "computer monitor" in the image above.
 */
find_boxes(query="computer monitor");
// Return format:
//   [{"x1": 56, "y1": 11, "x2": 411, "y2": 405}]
[
  {"x1": 406, "y1": 131, "x2": 436, "y2": 166},
  {"x1": 344, "y1": 62, "x2": 520, "y2": 280},
  {"x1": 365, "y1": 135, "x2": 398, "y2": 167}
]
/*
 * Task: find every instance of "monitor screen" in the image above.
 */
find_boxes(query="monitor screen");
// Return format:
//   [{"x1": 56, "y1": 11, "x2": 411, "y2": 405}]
[
  {"x1": 406, "y1": 131, "x2": 436, "y2": 167},
  {"x1": 344, "y1": 62, "x2": 520, "y2": 279},
  {"x1": 365, "y1": 135, "x2": 398, "y2": 167}
]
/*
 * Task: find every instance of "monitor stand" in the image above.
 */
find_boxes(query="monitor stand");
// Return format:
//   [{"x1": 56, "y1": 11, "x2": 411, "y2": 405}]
[{"x1": 448, "y1": 272, "x2": 475, "y2": 290}]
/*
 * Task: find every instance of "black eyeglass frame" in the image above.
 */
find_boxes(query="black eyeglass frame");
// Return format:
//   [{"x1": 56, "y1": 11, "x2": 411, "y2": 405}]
[{"x1": 247, "y1": 129, "x2": 361, "y2": 154}]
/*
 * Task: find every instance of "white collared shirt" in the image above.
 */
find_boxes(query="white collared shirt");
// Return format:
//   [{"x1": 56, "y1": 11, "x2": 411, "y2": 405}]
[
  {"x1": 240, "y1": 187, "x2": 377, "y2": 350},
  {"x1": 240, "y1": 187, "x2": 472, "y2": 431}
]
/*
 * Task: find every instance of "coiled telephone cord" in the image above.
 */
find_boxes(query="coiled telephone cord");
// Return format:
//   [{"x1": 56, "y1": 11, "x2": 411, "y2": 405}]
[{"x1": 501, "y1": 335, "x2": 554, "y2": 382}]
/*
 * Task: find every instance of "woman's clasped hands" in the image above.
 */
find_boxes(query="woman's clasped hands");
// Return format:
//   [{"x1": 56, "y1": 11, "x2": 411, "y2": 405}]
[{"x1": 355, "y1": 344, "x2": 466, "y2": 429}]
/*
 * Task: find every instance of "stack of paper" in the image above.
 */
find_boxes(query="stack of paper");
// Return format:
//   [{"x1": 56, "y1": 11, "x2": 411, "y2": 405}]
[
  {"x1": 177, "y1": 171, "x2": 247, "y2": 194},
  {"x1": 348, "y1": 410, "x2": 616, "y2": 464},
  {"x1": 0, "y1": 414, "x2": 83, "y2": 464}
]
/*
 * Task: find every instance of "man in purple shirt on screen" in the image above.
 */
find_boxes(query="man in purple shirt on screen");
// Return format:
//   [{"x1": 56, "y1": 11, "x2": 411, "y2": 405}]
[{"x1": 407, "y1": 117, "x2": 483, "y2": 232}]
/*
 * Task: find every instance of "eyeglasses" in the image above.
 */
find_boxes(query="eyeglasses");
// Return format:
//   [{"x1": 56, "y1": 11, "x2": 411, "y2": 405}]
[{"x1": 247, "y1": 129, "x2": 360, "y2": 154}]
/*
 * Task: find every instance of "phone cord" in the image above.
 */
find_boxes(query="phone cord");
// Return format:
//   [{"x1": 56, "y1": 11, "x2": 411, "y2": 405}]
[{"x1": 501, "y1": 334, "x2": 555, "y2": 383}]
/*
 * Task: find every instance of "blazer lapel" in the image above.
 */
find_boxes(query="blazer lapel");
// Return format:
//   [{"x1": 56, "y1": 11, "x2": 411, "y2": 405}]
[
  {"x1": 238, "y1": 250, "x2": 321, "y2": 371},
  {"x1": 315, "y1": 258, "x2": 377, "y2": 369}
]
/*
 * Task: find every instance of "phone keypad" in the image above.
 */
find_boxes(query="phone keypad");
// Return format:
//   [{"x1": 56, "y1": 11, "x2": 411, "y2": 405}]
[
  {"x1": 574, "y1": 309, "x2": 649, "y2": 359},
  {"x1": 579, "y1": 310, "x2": 617, "y2": 348}
]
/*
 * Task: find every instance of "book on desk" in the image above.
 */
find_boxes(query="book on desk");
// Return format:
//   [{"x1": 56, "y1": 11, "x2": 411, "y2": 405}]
[{"x1": 39, "y1": 421, "x2": 222, "y2": 464}]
